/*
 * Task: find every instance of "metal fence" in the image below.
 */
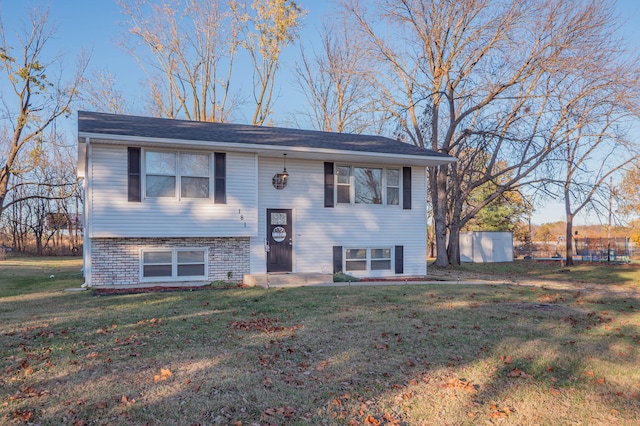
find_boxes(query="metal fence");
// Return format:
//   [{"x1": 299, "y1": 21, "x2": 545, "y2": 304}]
[{"x1": 573, "y1": 237, "x2": 632, "y2": 262}]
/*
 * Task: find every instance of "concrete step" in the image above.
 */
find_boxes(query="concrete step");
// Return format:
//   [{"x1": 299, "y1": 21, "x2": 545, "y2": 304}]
[{"x1": 243, "y1": 273, "x2": 334, "y2": 287}]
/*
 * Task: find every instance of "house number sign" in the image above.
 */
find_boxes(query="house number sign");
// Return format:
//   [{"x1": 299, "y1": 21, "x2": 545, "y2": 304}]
[{"x1": 272, "y1": 226, "x2": 287, "y2": 242}]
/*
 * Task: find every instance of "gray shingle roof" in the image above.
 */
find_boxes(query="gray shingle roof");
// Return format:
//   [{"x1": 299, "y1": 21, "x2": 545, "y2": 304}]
[{"x1": 78, "y1": 111, "x2": 453, "y2": 160}]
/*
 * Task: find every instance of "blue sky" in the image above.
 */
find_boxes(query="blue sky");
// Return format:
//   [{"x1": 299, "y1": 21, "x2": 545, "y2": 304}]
[{"x1": 1, "y1": 0, "x2": 638, "y2": 225}]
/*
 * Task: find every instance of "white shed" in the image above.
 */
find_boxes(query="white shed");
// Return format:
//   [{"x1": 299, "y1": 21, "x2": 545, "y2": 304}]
[{"x1": 460, "y1": 231, "x2": 514, "y2": 263}]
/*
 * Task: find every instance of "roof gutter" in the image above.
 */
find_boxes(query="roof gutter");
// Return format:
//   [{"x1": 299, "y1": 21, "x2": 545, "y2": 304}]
[{"x1": 78, "y1": 132, "x2": 457, "y2": 167}]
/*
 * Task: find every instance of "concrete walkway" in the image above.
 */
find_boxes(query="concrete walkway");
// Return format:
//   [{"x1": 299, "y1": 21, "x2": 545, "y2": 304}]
[{"x1": 261, "y1": 279, "x2": 503, "y2": 288}]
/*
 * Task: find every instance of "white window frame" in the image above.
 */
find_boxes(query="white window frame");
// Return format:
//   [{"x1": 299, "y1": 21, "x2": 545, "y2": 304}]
[
  {"x1": 344, "y1": 247, "x2": 392, "y2": 272},
  {"x1": 370, "y1": 248, "x2": 392, "y2": 270},
  {"x1": 140, "y1": 248, "x2": 208, "y2": 282},
  {"x1": 385, "y1": 169, "x2": 400, "y2": 206},
  {"x1": 336, "y1": 165, "x2": 352, "y2": 204},
  {"x1": 143, "y1": 149, "x2": 212, "y2": 200},
  {"x1": 336, "y1": 165, "x2": 401, "y2": 206}
]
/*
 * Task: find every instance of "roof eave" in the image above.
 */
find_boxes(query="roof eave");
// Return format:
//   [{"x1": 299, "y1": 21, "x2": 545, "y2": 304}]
[{"x1": 78, "y1": 132, "x2": 457, "y2": 167}]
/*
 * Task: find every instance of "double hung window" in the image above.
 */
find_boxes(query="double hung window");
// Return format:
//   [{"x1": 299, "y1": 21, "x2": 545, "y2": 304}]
[
  {"x1": 145, "y1": 151, "x2": 210, "y2": 199},
  {"x1": 385, "y1": 169, "x2": 400, "y2": 205},
  {"x1": 337, "y1": 165, "x2": 400, "y2": 205},
  {"x1": 355, "y1": 167, "x2": 382, "y2": 204},
  {"x1": 336, "y1": 166, "x2": 351, "y2": 204},
  {"x1": 345, "y1": 248, "x2": 392, "y2": 272},
  {"x1": 141, "y1": 249, "x2": 207, "y2": 281}
]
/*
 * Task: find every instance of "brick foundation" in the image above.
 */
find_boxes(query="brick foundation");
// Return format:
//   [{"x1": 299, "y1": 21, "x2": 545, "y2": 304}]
[{"x1": 90, "y1": 237, "x2": 250, "y2": 287}]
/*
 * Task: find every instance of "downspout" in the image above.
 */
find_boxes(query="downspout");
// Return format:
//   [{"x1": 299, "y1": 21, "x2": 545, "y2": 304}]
[{"x1": 82, "y1": 136, "x2": 92, "y2": 287}]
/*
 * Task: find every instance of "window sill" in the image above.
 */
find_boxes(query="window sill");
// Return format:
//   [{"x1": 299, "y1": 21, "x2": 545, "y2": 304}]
[{"x1": 140, "y1": 276, "x2": 208, "y2": 283}]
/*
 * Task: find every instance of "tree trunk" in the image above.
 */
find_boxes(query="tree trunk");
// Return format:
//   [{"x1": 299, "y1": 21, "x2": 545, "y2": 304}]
[
  {"x1": 430, "y1": 165, "x2": 449, "y2": 267},
  {"x1": 447, "y1": 222, "x2": 461, "y2": 266},
  {"x1": 565, "y1": 213, "x2": 574, "y2": 267}
]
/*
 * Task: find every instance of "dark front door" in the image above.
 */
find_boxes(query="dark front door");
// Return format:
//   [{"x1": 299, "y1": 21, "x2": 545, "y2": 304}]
[{"x1": 266, "y1": 209, "x2": 292, "y2": 272}]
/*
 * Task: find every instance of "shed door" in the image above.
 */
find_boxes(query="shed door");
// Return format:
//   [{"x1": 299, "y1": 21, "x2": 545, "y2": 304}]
[{"x1": 266, "y1": 209, "x2": 292, "y2": 272}]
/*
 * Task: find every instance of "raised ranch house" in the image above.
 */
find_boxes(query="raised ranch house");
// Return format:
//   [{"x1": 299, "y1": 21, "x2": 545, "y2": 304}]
[{"x1": 77, "y1": 111, "x2": 455, "y2": 288}]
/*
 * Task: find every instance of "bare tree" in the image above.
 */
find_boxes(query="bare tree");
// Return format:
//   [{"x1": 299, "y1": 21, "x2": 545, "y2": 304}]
[
  {"x1": 0, "y1": 7, "x2": 88, "y2": 219},
  {"x1": 120, "y1": 0, "x2": 241, "y2": 122},
  {"x1": 616, "y1": 161, "x2": 640, "y2": 218},
  {"x1": 341, "y1": 0, "x2": 637, "y2": 266},
  {"x1": 2, "y1": 124, "x2": 81, "y2": 255},
  {"x1": 237, "y1": 0, "x2": 305, "y2": 125},
  {"x1": 79, "y1": 67, "x2": 128, "y2": 114},
  {"x1": 555, "y1": 90, "x2": 638, "y2": 266},
  {"x1": 294, "y1": 20, "x2": 375, "y2": 133}
]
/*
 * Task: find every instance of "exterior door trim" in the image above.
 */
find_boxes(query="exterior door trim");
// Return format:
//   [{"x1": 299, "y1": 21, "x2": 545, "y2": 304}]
[{"x1": 266, "y1": 208, "x2": 293, "y2": 272}]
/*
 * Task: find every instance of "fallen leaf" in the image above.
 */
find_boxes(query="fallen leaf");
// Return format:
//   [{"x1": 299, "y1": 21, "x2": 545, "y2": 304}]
[
  {"x1": 283, "y1": 406, "x2": 295, "y2": 417},
  {"x1": 442, "y1": 378, "x2": 478, "y2": 392},
  {"x1": 488, "y1": 404, "x2": 512, "y2": 418},
  {"x1": 316, "y1": 360, "x2": 329, "y2": 371},
  {"x1": 13, "y1": 410, "x2": 33, "y2": 421},
  {"x1": 153, "y1": 368, "x2": 173, "y2": 382},
  {"x1": 365, "y1": 414, "x2": 381, "y2": 425},
  {"x1": 507, "y1": 368, "x2": 532, "y2": 379},
  {"x1": 500, "y1": 355, "x2": 513, "y2": 364}
]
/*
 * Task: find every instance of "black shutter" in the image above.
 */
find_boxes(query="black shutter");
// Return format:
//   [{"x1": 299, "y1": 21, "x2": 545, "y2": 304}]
[
  {"x1": 127, "y1": 147, "x2": 141, "y2": 202},
  {"x1": 395, "y1": 245, "x2": 404, "y2": 274},
  {"x1": 214, "y1": 152, "x2": 226, "y2": 204},
  {"x1": 333, "y1": 246, "x2": 342, "y2": 273},
  {"x1": 402, "y1": 167, "x2": 411, "y2": 210},
  {"x1": 324, "y1": 162, "x2": 334, "y2": 208}
]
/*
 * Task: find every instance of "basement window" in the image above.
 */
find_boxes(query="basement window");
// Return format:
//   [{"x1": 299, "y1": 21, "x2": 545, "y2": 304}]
[
  {"x1": 141, "y1": 248, "x2": 207, "y2": 281},
  {"x1": 345, "y1": 248, "x2": 392, "y2": 272}
]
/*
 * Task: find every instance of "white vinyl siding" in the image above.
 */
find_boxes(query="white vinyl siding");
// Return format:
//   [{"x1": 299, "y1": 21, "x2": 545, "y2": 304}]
[
  {"x1": 251, "y1": 157, "x2": 427, "y2": 277},
  {"x1": 88, "y1": 144, "x2": 257, "y2": 238}
]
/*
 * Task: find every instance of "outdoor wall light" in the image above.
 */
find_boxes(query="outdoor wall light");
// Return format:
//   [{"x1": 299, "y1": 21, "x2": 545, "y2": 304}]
[{"x1": 272, "y1": 154, "x2": 289, "y2": 189}]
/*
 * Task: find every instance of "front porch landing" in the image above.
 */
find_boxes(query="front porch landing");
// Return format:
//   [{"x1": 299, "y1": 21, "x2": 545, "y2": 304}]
[{"x1": 243, "y1": 273, "x2": 333, "y2": 287}]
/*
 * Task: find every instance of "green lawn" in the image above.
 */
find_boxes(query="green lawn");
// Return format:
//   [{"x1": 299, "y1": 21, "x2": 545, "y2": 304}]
[
  {"x1": 430, "y1": 259, "x2": 640, "y2": 288},
  {"x1": 1, "y1": 257, "x2": 639, "y2": 425}
]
